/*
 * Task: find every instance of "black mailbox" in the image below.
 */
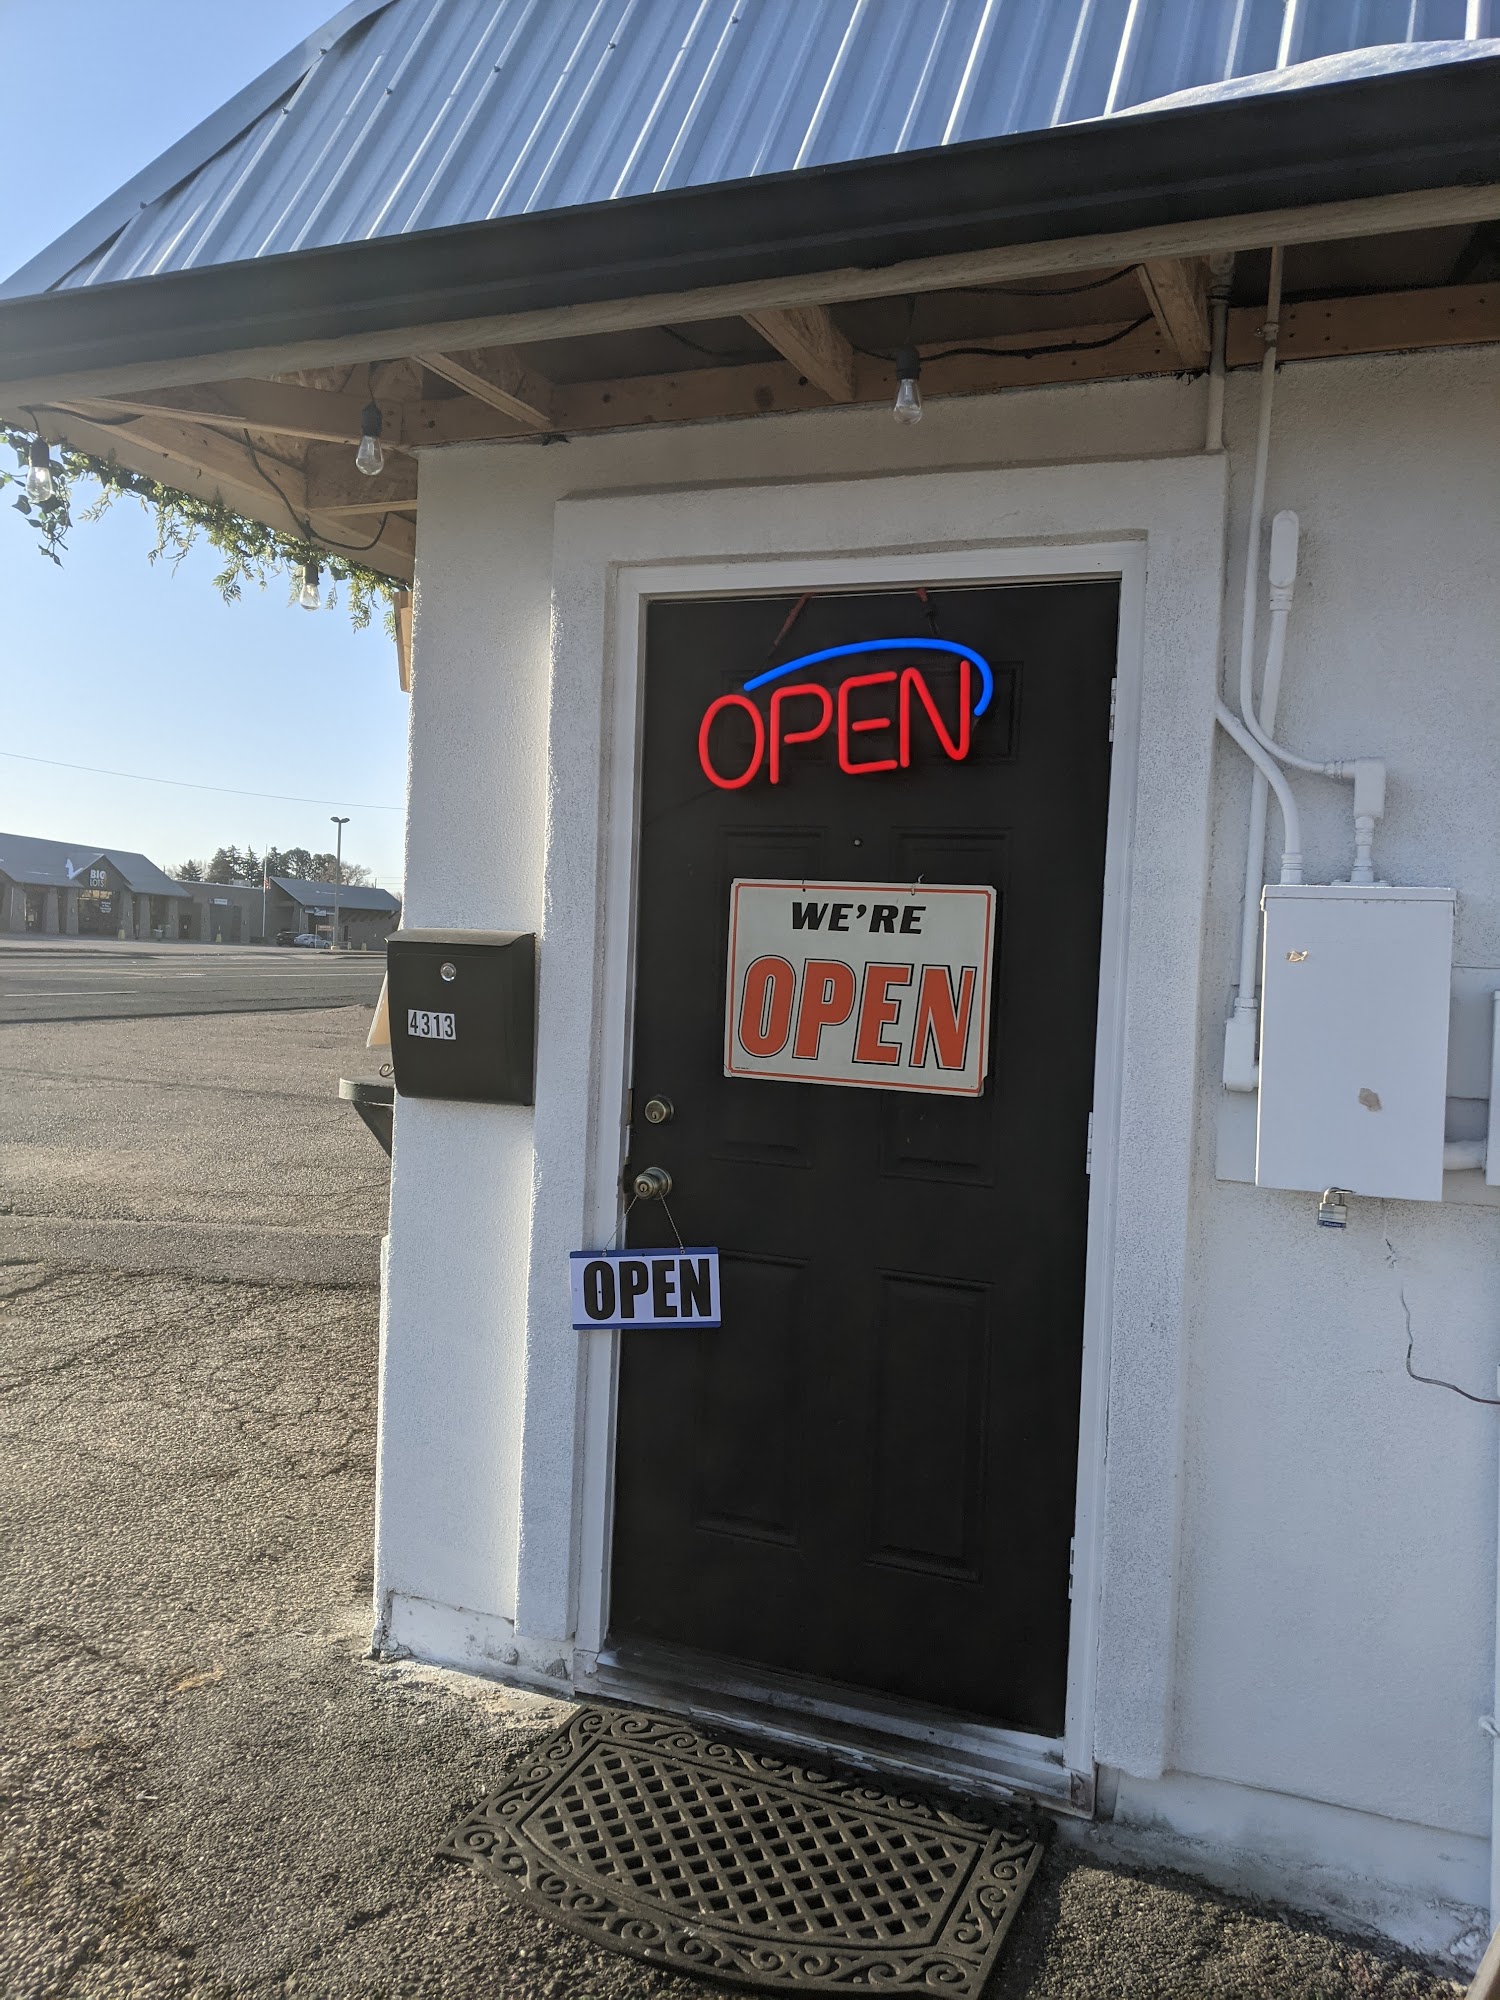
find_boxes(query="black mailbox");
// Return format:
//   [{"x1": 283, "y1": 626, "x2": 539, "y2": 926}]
[{"x1": 385, "y1": 929, "x2": 536, "y2": 1105}]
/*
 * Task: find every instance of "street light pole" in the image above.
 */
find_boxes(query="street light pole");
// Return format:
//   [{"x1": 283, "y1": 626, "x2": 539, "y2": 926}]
[{"x1": 330, "y1": 815, "x2": 349, "y2": 951}]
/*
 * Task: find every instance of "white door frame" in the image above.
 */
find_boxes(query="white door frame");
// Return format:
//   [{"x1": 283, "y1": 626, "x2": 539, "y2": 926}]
[{"x1": 531, "y1": 456, "x2": 1227, "y2": 1801}]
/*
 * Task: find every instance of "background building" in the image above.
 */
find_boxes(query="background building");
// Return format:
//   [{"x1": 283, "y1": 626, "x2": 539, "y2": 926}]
[
  {"x1": 0, "y1": 833, "x2": 185, "y2": 939},
  {"x1": 265, "y1": 875, "x2": 400, "y2": 949}
]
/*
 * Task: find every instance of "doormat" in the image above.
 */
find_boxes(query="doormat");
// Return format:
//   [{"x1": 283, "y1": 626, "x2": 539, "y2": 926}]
[{"x1": 440, "y1": 1705, "x2": 1044, "y2": 1994}]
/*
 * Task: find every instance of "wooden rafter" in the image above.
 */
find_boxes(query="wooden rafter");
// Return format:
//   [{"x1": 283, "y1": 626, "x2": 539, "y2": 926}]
[
  {"x1": 77, "y1": 380, "x2": 405, "y2": 446},
  {"x1": 1136, "y1": 258, "x2": 1211, "y2": 367},
  {"x1": 743, "y1": 305, "x2": 855, "y2": 401},
  {"x1": 418, "y1": 348, "x2": 555, "y2": 428}
]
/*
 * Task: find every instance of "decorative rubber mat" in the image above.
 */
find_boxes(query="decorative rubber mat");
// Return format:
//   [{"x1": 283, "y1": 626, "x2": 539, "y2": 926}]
[{"x1": 441, "y1": 1705, "x2": 1044, "y2": 1994}]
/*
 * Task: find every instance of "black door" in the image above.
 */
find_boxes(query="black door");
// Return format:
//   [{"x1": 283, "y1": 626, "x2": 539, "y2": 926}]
[{"x1": 611, "y1": 582, "x2": 1117, "y2": 1735}]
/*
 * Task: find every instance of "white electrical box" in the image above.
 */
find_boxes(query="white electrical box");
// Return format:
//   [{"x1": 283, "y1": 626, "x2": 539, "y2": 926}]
[{"x1": 1256, "y1": 885, "x2": 1455, "y2": 1201}]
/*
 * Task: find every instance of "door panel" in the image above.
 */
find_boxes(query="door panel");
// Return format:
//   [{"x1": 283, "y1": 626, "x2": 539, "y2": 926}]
[{"x1": 611, "y1": 582, "x2": 1118, "y2": 1732}]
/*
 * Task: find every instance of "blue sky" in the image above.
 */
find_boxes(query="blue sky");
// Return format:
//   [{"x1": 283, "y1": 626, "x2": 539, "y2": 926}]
[{"x1": 0, "y1": 2, "x2": 408, "y2": 888}]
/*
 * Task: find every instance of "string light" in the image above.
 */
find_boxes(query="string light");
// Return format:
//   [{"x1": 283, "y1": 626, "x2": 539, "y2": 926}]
[
  {"x1": 299, "y1": 558, "x2": 322, "y2": 610},
  {"x1": 25, "y1": 436, "x2": 54, "y2": 504},
  {"x1": 355, "y1": 399, "x2": 385, "y2": 477},
  {"x1": 892, "y1": 348, "x2": 923, "y2": 425}
]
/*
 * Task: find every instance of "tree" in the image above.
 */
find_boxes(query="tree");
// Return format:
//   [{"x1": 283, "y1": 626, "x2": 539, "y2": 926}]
[
  {"x1": 310, "y1": 852, "x2": 373, "y2": 886},
  {"x1": 175, "y1": 858, "x2": 203, "y2": 881},
  {"x1": 265, "y1": 846, "x2": 315, "y2": 879},
  {"x1": 204, "y1": 846, "x2": 242, "y2": 884}
]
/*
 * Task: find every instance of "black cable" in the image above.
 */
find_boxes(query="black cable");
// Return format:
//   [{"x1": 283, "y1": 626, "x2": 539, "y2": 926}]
[
  {"x1": 240, "y1": 430, "x2": 394, "y2": 555},
  {"x1": 956, "y1": 267, "x2": 1136, "y2": 298},
  {"x1": 1385, "y1": 1235, "x2": 1500, "y2": 1407},
  {"x1": 920, "y1": 315, "x2": 1156, "y2": 363},
  {"x1": 852, "y1": 315, "x2": 1155, "y2": 369},
  {"x1": 660, "y1": 324, "x2": 770, "y2": 366}
]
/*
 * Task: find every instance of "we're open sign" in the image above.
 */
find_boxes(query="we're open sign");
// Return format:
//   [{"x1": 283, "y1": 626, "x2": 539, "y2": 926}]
[{"x1": 724, "y1": 879, "x2": 996, "y2": 1097}]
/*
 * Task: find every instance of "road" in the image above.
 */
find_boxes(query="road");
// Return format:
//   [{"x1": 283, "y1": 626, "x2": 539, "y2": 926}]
[{"x1": 0, "y1": 939, "x2": 385, "y2": 1023}]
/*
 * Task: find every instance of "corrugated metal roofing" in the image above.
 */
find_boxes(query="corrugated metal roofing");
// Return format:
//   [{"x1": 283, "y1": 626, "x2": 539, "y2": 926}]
[
  {"x1": 5, "y1": 0, "x2": 1496, "y2": 300},
  {"x1": 0, "y1": 832, "x2": 185, "y2": 896},
  {"x1": 269, "y1": 875, "x2": 400, "y2": 911}
]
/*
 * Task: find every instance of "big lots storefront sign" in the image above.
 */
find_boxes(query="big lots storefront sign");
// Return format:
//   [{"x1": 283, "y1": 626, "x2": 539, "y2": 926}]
[
  {"x1": 697, "y1": 639, "x2": 994, "y2": 788},
  {"x1": 724, "y1": 879, "x2": 997, "y2": 1097}
]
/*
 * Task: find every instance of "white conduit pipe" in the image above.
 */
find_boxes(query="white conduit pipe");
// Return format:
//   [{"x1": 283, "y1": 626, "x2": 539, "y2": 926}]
[
  {"x1": 1221, "y1": 249, "x2": 1286, "y2": 1090},
  {"x1": 1216, "y1": 702, "x2": 1302, "y2": 884}
]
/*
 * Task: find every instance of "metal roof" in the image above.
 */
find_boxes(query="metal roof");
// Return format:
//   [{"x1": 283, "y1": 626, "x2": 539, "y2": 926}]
[
  {"x1": 4, "y1": 0, "x2": 1496, "y2": 301},
  {"x1": 0, "y1": 832, "x2": 185, "y2": 897},
  {"x1": 268, "y1": 875, "x2": 400, "y2": 911}
]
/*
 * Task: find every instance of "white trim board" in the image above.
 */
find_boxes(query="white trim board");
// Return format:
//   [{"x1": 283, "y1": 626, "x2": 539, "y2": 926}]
[{"x1": 511, "y1": 454, "x2": 1228, "y2": 1790}]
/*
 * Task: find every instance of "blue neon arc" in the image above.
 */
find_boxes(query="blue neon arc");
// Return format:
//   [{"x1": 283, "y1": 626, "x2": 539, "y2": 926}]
[{"x1": 743, "y1": 638, "x2": 993, "y2": 718}]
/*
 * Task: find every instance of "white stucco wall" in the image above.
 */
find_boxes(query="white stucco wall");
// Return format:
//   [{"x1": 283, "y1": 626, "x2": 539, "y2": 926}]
[
  {"x1": 1161, "y1": 347, "x2": 1500, "y2": 1927},
  {"x1": 376, "y1": 342, "x2": 1500, "y2": 1951}
]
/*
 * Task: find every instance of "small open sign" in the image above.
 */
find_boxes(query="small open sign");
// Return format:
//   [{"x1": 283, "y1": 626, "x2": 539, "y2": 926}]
[{"x1": 569, "y1": 1248, "x2": 721, "y2": 1330}]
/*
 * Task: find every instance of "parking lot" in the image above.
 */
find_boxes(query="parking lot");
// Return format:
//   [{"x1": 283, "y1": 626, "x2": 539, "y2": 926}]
[
  {"x1": 0, "y1": 938, "x2": 385, "y2": 1025},
  {"x1": 0, "y1": 948, "x2": 389, "y2": 1286}
]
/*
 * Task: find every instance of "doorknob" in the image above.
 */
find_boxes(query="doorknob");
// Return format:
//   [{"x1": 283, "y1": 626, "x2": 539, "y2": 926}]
[{"x1": 630, "y1": 1165, "x2": 673, "y2": 1201}]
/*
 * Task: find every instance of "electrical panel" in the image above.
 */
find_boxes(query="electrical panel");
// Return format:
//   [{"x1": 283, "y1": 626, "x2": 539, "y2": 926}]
[
  {"x1": 1256, "y1": 886, "x2": 1455, "y2": 1201},
  {"x1": 385, "y1": 928, "x2": 536, "y2": 1105}
]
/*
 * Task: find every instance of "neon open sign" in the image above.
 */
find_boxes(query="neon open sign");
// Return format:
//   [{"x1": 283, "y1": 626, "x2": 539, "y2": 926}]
[{"x1": 697, "y1": 639, "x2": 994, "y2": 790}]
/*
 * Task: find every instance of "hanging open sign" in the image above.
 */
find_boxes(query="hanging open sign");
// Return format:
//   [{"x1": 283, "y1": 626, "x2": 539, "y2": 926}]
[
  {"x1": 570, "y1": 1248, "x2": 721, "y2": 1330},
  {"x1": 725, "y1": 879, "x2": 997, "y2": 1097},
  {"x1": 698, "y1": 639, "x2": 993, "y2": 790}
]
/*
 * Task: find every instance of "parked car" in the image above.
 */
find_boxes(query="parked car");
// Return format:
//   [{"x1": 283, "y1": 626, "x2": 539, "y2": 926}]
[
  {"x1": 292, "y1": 932, "x2": 331, "y2": 949},
  {"x1": 275, "y1": 928, "x2": 298, "y2": 946}
]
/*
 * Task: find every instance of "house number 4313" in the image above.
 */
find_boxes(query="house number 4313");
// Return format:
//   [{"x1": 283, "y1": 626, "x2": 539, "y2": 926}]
[{"x1": 407, "y1": 1009, "x2": 456, "y2": 1040}]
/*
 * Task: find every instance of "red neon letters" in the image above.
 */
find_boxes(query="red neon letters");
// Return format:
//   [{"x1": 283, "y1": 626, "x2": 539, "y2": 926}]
[{"x1": 699, "y1": 658, "x2": 973, "y2": 789}]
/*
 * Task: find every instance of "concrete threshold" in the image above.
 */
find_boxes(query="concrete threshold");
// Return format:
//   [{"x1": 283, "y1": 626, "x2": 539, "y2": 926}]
[{"x1": 0, "y1": 1213, "x2": 381, "y2": 1287}]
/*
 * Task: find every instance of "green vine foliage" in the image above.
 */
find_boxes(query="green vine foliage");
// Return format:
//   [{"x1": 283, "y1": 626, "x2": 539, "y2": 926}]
[{"x1": 0, "y1": 425, "x2": 399, "y2": 634}]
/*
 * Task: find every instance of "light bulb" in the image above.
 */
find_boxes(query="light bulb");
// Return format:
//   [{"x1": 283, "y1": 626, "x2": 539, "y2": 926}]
[
  {"x1": 25, "y1": 438, "x2": 54, "y2": 504},
  {"x1": 355, "y1": 399, "x2": 385, "y2": 476},
  {"x1": 299, "y1": 560, "x2": 321, "y2": 611},
  {"x1": 892, "y1": 348, "x2": 923, "y2": 426}
]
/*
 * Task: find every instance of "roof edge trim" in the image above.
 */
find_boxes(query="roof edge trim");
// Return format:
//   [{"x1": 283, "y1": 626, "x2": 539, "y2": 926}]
[
  {"x1": 0, "y1": 0, "x2": 399, "y2": 301},
  {"x1": 2, "y1": 55, "x2": 1498, "y2": 400}
]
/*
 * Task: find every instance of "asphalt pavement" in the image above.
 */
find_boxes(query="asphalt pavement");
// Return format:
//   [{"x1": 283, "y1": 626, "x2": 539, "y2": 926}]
[
  {"x1": 0, "y1": 1000, "x2": 389, "y2": 1284},
  {"x1": 0, "y1": 939, "x2": 385, "y2": 1024},
  {"x1": 0, "y1": 1261, "x2": 1465, "y2": 2000}
]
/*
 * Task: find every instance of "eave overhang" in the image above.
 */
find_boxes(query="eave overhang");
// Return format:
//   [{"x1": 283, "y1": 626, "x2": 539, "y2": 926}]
[{"x1": 2, "y1": 53, "x2": 1499, "y2": 399}]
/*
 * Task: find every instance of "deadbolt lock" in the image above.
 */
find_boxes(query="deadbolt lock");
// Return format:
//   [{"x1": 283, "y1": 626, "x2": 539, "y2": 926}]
[
  {"x1": 642, "y1": 1096, "x2": 674, "y2": 1125},
  {"x1": 631, "y1": 1165, "x2": 673, "y2": 1201}
]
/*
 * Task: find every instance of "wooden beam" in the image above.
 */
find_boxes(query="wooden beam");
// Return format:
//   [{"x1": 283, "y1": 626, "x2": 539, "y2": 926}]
[
  {"x1": 303, "y1": 441, "x2": 418, "y2": 514},
  {"x1": 418, "y1": 348, "x2": 555, "y2": 428},
  {"x1": 62, "y1": 408, "x2": 312, "y2": 513},
  {"x1": 79, "y1": 380, "x2": 406, "y2": 445},
  {"x1": 396, "y1": 584, "x2": 414, "y2": 696},
  {"x1": 1136, "y1": 258, "x2": 1211, "y2": 367},
  {"x1": 406, "y1": 314, "x2": 1176, "y2": 446},
  {"x1": 1226, "y1": 281, "x2": 1500, "y2": 366},
  {"x1": 8, "y1": 182, "x2": 1500, "y2": 408},
  {"x1": 743, "y1": 304, "x2": 855, "y2": 401}
]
